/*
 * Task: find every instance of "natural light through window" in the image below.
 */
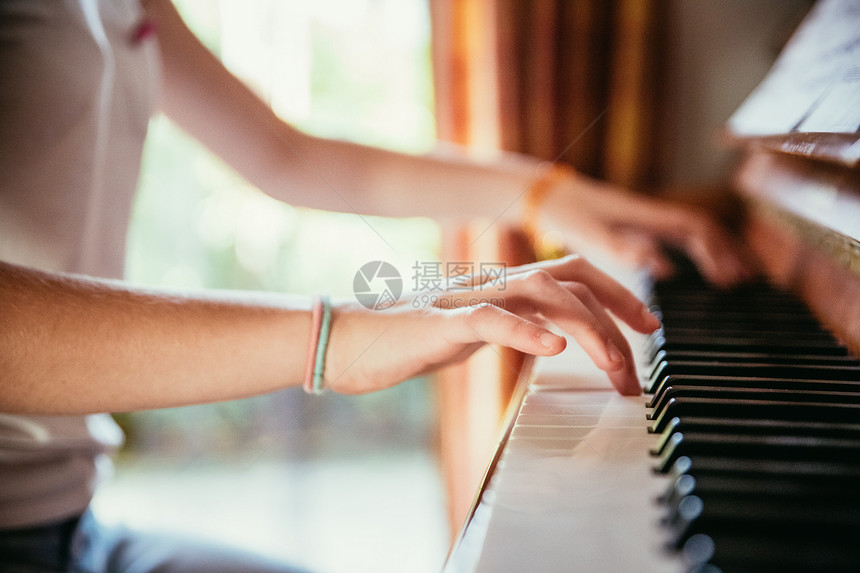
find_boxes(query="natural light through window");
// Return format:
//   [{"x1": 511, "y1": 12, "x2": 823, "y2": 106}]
[{"x1": 99, "y1": 2, "x2": 448, "y2": 572}]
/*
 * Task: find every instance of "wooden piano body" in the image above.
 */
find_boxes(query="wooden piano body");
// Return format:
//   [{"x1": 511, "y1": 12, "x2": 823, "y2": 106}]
[{"x1": 444, "y1": 1, "x2": 860, "y2": 571}]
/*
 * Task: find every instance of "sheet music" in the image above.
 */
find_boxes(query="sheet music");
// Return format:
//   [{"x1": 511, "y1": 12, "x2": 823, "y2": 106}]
[{"x1": 728, "y1": 0, "x2": 860, "y2": 137}]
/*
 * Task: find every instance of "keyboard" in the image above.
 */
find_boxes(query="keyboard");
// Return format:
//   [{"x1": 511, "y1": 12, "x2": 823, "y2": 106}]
[{"x1": 445, "y1": 269, "x2": 860, "y2": 572}]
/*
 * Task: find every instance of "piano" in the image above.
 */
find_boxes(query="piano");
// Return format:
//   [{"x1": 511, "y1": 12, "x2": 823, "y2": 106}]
[{"x1": 444, "y1": 1, "x2": 860, "y2": 571}]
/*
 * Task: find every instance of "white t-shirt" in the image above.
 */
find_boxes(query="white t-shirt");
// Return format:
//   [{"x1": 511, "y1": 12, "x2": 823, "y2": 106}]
[{"x1": 0, "y1": 0, "x2": 160, "y2": 528}]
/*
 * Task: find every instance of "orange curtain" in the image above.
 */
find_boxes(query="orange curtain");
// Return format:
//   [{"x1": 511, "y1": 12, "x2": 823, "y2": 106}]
[{"x1": 494, "y1": 0, "x2": 664, "y2": 187}]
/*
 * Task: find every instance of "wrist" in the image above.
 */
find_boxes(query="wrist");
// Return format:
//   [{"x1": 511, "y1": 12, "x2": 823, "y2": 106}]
[
  {"x1": 302, "y1": 295, "x2": 332, "y2": 394},
  {"x1": 523, "y1": 162, "x2": 577, "y2": 259},
  {"x1": 320, "y1": 302, "x2": 367, "y2": 395}
]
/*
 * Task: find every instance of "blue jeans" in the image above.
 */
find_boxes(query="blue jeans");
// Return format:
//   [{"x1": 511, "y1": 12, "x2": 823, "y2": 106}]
[{"x1": 0, "y1": 511, "x2": 311, "y2": 573}]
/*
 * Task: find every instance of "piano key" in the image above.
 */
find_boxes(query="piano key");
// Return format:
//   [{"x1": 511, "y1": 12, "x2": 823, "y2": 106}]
[
  {"x1": 703, "y1": 533, "x2": 860, "y2": 573},
  {"x1": 652, "y1": 431, "x2": 860, "y2": 473},
  {"x1": 659, "y1": 473, "x2": 697, "y2": 506},
  {"x1": 666, "y1": 494, "x2": 860, "y2": 550},
  {"x1": 651, "y1": 415, "x2": 860, "y2": 454},
  {"x1": 658, "y1": 327, "x2": 833, "y2": 343},
  {"x1": 655, "y1": 309, "x2": 820, "y2": 326},
  {"x1": 647, "y1": 362, "x2": 860, "y2": 393},
  {"x1": 446, "y1": 252, "x2": 860, "y2": 572},
  {"x1": 652, "y1": 244, "x2": 860, "y2": 573},
  {"x1": 646, "y1": 351, "x2": 860, "y2": 378},
  {"x1": 647, "y1": 385, "x2": 860, "y2": 415},
  {"x1": 648, "y1": 375, "x2": 860, "y2": 404},
  {"x1": 669, "y1": 455, "x2": 860, "y2": 482},
  {"x1": 671, "y1": 523, "x2": 860, "y2": 573},
  {"x1": 648, "y1": 397, "x2": 860, "y2": 433},
  {"x1": 643, "y1": 334, "x2": 850, "y2": 362},
  {"x1": 659, "y1": 472, "x2": 860, "y2": 507}
]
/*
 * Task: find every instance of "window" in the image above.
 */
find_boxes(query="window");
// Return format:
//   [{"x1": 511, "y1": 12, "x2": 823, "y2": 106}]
[{"x1": 96, "y1": 2, "x2": 448, "y2": 571}]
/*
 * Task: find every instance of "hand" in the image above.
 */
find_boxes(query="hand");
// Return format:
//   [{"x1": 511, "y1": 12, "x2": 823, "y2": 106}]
[
  {"x1": 541, "y1": 171, "x2": 755, "y2": 287},
  {"x1": 323, "y1": 255, "x2": 660, "y2": 396}
]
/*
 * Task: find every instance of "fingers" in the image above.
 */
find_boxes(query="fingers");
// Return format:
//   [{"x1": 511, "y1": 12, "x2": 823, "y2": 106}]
[
  {"x1": 428, "y1": 256, "x2": 655, "y2": 395},
  {"x1": 509, "y1": 255, "x2": 660, "y2": 334},
  {"x1": 610, "y1": 232, "x2": 676, "y2": 281},
  {"x1": 633, "y1": 201, "x2": 755, "y2": 288},
  {"x1": 455, "y1": 270, "x2": 643, "y2": 395},
  {"x1": 524, "y1": 274, "x2": 627, "y2": 373},
  {"x1": 684, "y1": 218, "x2": 754, "y2": 288},
  {"x1": 558, "y1": 281, "x2": 641, "y2": 395},
  {"x1": 563, "y1": 180, "x2": 756, "y2": 288},
  {"x1": 452, "y1": 303, "x2": 567, "y2": 357}
]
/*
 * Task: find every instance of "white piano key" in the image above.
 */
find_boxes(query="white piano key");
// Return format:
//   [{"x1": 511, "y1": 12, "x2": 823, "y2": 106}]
[
  {"x1": 444, "y1": 269, "x2": 678, "y2": 571},
  {"x1": 513, "y1": 414, "x2": 578, "y2": 427},
  {"x1": 446, "y1": 367, "x2": 683, "y2": 573},
  {"x1": 509, "y1": 425, "x2": 587, "y2": 439}
]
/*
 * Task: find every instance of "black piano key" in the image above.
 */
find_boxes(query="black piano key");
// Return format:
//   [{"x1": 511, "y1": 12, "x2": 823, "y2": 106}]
[
  {"x1": 661, "y1": 319, "x2": 820, "y2": 334},
  {"x1": 658, "y1": 471, "x2": 860, "y2": 513},
  {"x1": 648, "y1": 397, "x2": 860, "y2": 433},
  {"x1": 650, "y1": 415, "x2": 860, "y2": 453},
  {"x1": 643, "y1": 334, "x2": 849, "y2": 364},
  {"x1": 646, "y1": 350, "x2": 860, "y2": 379},
  {"x1": 668, "y1": 473, "x2": 860, "y2": 504},
  {"x1": 667, "y1": 493, "x2": 860, "y2": 544},
  {"x1": 649, "y1": 265, "x2": 860, "y2": 572},
  {"x1": 653, "y1": 307, "x2": 821, "y2": 326},
  {"x1": 653, "y1": 296, "x2": 818, "y2": 315},
  {"x1": 645, "y1": 350, "x2": 860, "y2": 382},
  {"x1": 648, "y1": 374, "x2": 860, "y2": 405},
  {"x1": 680, "y1": 531, "x2": 860, "y2": 572},
  {"x1": 680, "y1": 534, "x2": 718, "y2": 571},
  {"x1": 653, "y1": 283, "x2": 803, "y2": 304},
  {"x1": 658, "y1": 473, "x2": 697, "y2": 506},
  {"x1": 653, "y1": 431, "x2": 860, "y2": 473},
  {"x1": 656, "y1": 308, "x2": 821, "y2": 325},
  {"x1": 658, "y1": 327, "x2": 834, "y2": 344},
  {"x1": 646, "y1": 361, "x2": 860, "y2": 393},
  {"x1": 667, "y1": 495, "x2": 860, "y2": 572},
  {"x1": 703, "y1": 533, "x2": 860, "y2": 573},
  {"x1": 669, "y1": 455, "x2": 860, "y2": 483},
  {"x1": 648, "y1": 385, "x2": 860, "y2": 415}
]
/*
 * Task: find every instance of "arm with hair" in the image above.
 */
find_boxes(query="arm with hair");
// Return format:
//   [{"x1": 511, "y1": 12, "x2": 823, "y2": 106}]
[
  {"x1": 0, "y1": 256, "x2": 661, "y2": 414},
  {"x1": 0, "y1": 260, "x2": 312, "y2": 414}
]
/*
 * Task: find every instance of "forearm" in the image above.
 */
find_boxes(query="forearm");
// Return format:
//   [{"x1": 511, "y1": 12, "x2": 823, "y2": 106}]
[
  {"x1": 0, "y1": 261, "x2": 310, "y2": 414},
  {"x1": 0, "y1": 253, "x2": 665, "y2": 412},
  {"x1": 144, "y1": 0, "x2": 541, "y2": 221},
  {"x1": 282, "y1": 138, "x2": 542, "y2": 220}
]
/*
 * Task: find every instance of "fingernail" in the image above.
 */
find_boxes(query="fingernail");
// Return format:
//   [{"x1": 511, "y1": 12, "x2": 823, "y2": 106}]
[
  {"x1": 539, "y1": 331, "x2": 559, "y2": 349},
  {"x1": 608, "y1": 342, "x2": 625, "y2": 364}
]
